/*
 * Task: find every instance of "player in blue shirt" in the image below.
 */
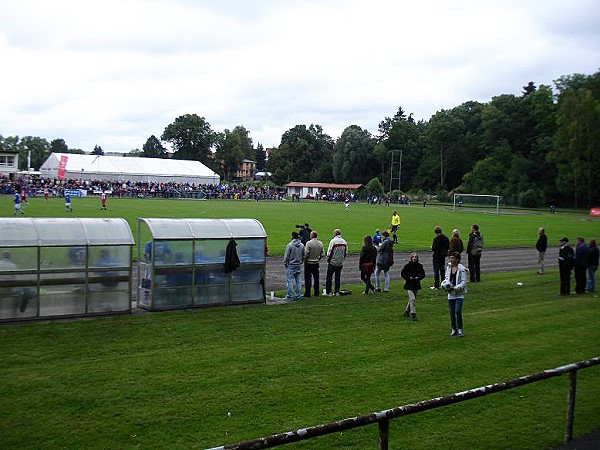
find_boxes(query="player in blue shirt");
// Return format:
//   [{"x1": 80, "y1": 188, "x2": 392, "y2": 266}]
[
  {"x1": 64, "y1": 193, "x2": 73, "y2": 212},
  {"x1": 14, "y1": 191, "x2": 25, "y2": 216}
]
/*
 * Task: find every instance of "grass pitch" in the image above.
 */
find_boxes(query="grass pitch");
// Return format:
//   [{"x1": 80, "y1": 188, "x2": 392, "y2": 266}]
[{"x1": 2, "y1": 196, "x2": 597, "y2": 256}]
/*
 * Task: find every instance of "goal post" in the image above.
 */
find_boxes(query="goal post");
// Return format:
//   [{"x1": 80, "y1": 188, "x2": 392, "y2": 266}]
[{"x1": 453, "y1": 194, "x2": 501, "y2": 215}]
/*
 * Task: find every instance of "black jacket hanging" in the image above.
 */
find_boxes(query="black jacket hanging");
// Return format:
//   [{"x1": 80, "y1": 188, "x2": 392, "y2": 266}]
[{"x1": 224, "y1": 237, "x2": 240, "y2": 273}]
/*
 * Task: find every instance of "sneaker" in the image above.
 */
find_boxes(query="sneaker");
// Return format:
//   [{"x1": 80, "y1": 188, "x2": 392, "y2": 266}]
[
  {"x1": 458, "y1": 329, "x2": 464, "y2": 337},
  {"x1": 383, "y1": 290, "x2": 389, "y2": 293},
  {"x1": 403, "y1": 310, "x2": 410, "y2": 317},
  {"x1": 326, "y1": 293, "x2": 333, "y2": 297},
  {"x1": 450, "y1": 329, "x2": 457, "y2": 337},
  {"x1": 410, "y1": 313, "x2": 417, "y2": 321},
  {"x1": 335, "y1": 292, "x2": 341, "y2": 297},
  {"x1": 375, "y1": 288, "x2": 381, "y2": 292}
]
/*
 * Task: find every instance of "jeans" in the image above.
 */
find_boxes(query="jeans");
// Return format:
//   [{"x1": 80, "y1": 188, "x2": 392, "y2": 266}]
[
  {"x1": 432, "y1": 257, "x2": 446, "y2": 288},
  {"x1": 448, "y1": 297, "x2": 463, "y2": 330},
  {"x1": 360, "y1": 270, "x2": 374, "y2": 293},
  {"x1": 286, "y1": 264, "x2": 302, "y2": 299},
  {"x1": 375, "y1": 267, "x2": 390, "y2": 291},
  {"x1": 326, "y1": 264, "x2": 342, "y2": 294},
  {"x1": 588, "y1": 265, "x2": 597, "y2": 292}
]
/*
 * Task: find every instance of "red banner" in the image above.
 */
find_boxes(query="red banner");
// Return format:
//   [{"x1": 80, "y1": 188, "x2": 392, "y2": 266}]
[
  {"x1": 589, "y1": 208, "x2": 600, "y2": 217},
  {"x1": 57, "y1": 155, "x2": 68, "y2": 180}
]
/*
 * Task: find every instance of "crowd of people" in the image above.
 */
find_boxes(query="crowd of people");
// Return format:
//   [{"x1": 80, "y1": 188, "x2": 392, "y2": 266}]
[
  {"x1": 281, "y1": 210, "x2": 597, "y2": 339},
  {"x1": 281, "y1": 211, "x2": 485, "y2": 338},
  {"x1": 0, "y1": 174, "x2": 287, "y2": 201}
]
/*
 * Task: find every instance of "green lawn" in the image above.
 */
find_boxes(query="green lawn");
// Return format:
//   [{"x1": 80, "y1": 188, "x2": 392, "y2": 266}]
[
  {"x1": 2, "y1": 196, "x2": 597, "y2": 256},
  {"x1": 1, "y1": 195, "x2": 598, "y2": 449},
  {"x1": 0, "y1": 270, "x2": 599, "y2": 449}
]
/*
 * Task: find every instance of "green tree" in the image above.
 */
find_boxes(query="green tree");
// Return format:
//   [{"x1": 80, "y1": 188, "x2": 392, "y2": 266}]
[
  {"x1": 332, "y1": 125, "x2": 377, "y2": 183},
  {"x1": 49, "y1": 138, "x2": 69, "y2": 154},
  {"x1": 214, "y1": 129, "x2": 245, "y2": 181},
  {"x1": 141, "y1": 135, "x2": 167, "y2": 158},
  {"x1": 266, "y1": 124, "x2": 334, "y2": 184},
  {"x1": 420, "y1": 109, "x2": 465, "y2": 190},
  {"x1": 92, "y1": 145, "x2": 104, "y2": 156},
  {"x1": 20, "y1": 136, "x2": 50, "y2": 170},
  {"x1": 549, "y1": 72, "x2": 600, "y2": 207},
  {"x1": 161, "y1": 114, "x2": 216, "y2": 165},
  {"x1": 255, "y1": 143, "x2": 267, "y2": 171},
  {"x1": 364, "y1": 176, "x2": 384, "y2": 198}
]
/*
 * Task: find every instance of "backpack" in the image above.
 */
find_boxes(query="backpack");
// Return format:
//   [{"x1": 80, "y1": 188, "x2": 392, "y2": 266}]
[
  {"x1": 471, "y1": 234, "x2": 483, "y2": 255},
  {"x1": 387, "y1": 248, "x2": 394, "y2": 267}
]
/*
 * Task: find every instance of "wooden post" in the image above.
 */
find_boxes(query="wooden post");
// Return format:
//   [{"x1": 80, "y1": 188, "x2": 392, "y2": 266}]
[{"x1": 564, "y1": 371, "x2": 577, "y2": 443}]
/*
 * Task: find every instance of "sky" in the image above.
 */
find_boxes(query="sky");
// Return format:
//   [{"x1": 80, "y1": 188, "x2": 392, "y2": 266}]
[{"x1": 1, "y1": 0, "x2": 599, "y2": 155}]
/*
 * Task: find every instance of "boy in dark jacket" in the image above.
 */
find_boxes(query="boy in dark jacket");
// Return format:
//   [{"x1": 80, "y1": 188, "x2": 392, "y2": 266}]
[{"x1": 401, "y1": 253, "x2": 426, "y2": 321}]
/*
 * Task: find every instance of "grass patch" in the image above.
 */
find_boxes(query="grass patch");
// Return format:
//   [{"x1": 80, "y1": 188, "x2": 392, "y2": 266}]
[
  {"x1": 2, "y1": 196, "x2": 597, "y2": 256},
  {"x1": 1, "y1": 270, "x2": 598, "y2": 449}
]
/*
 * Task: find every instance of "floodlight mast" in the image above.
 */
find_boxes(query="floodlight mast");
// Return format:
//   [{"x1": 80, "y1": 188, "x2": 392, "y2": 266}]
[{"x1": 389, "y1": 150, "x2": 402, "y2": 195}]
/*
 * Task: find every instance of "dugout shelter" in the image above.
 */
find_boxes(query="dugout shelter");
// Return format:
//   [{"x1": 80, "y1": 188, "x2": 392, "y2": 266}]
[
  {"x1": 0, "y1": 218, "x2": 134, "y2": 322},
  {"x1": 137, "y1": 218, "x2": 267, "y2": 311}
]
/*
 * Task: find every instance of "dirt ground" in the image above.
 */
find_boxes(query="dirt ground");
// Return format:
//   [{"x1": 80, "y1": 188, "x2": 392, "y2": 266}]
[{"x1": 263, "y1": 246, "x2": 559, "y2": 293}]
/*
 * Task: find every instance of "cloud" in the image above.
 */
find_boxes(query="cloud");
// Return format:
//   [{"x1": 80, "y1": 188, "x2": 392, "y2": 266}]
[{"x1": 0, "y1": 0, "x2": 599, "y2": 154}]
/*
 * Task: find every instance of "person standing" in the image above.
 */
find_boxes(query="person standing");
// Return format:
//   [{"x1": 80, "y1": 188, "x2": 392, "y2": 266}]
[
  {"x1": 375, "y1": 230, "x2": 393, "y2": 292},
  {"x1": 325, "y1": 228, "x2": 347, "y2": 296},
  {"x1": 444, "y1": 252, "x2": 468, "y2": 337},
  {"x1": 558, "y1": 237, "x2": 575, "y2": 296},
  {"x1": 574, "y1": 237, "x2": 589, "y2": 294},
  {"x1": 448, "y1": 229, "x2": 464, "y2": 258},
  {"x1": 13, "y1": 191, "x2": 25, "y2": 216},
  {"x1": 298, "y1": 223, "x2": 311, "y2": 246},
  {"x1": 303, "y1": 231, "x2": 323, "y2": 297},
  {"x1": 431, "y1": 226, "x2": 450, "y2": 289},
  {"x1": 587, "y1": 238, "x2": 598, "y2": 293},
  {"x1": 100, "y1": 191, "x2": 108, "y2": 210},
  {"x1": 372, "y1": 229, "x2": 382, "y2": 247},
  {"x1": 467, "y1": 224, "x2": 484, "y2": 282},
  {"x1": 390, "y1": 210, "x2": 401, "y2": 244},
  {"x1": 283, "y1": 231, "x2": 305, "y2": 301},
  {"x1": 536, "y1": 227, "x2": 548, "y2": 274},
  {"x1": 401, "y1": 252, "x2": 426, "y2": 321},
  {"x1": 43, "y1": 186, "x2": 49, "y2": 201},
  {"x1": 64, "y1": 192, "x2": 73, "y2": 212},
  {"x1": 359, "y1": 235, "x2": 378, "y2": 294}
]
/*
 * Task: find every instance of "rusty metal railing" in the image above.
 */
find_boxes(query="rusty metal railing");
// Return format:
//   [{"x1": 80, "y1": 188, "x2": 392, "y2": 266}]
[{"x1": 206, "y1": 357, "x2": 600, "y2": 450}]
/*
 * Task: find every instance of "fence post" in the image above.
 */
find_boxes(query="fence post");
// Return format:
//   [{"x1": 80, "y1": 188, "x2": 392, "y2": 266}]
[
  {"x1": 378, "y1": 419, "x2": 389, "y2": 450},
  {"x1": 564, "y1": 370, "x2": 577, "y2": 443}
]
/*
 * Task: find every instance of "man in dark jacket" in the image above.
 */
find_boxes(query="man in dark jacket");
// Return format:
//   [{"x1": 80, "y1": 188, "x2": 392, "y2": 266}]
[
  {"x1": 574, "y1": 237, "x2": 589, "y2": 294},
  {"x1": 431, "y1": 226, "x2": 449, "y2": 289},
  {"x1": 558, "y1": 237, "x2": 575, "y2": 295},
  {"x1": 536, "y1": 227, "x2": 548, "y2": 274},
  {"x1": 467, "y1": 224, "x2": 484, "y2": 282}
]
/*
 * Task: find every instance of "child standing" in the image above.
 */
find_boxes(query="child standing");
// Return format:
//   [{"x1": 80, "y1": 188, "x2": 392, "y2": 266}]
[{"x1": 401, "y1": 252, "x2": 426, "y2": 321}]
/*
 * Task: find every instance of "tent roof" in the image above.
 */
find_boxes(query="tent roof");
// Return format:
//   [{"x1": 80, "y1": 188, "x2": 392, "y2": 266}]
[
  {"x1": 286, "y1": 182, "x2": 363, "y2": 190},
  {"x1": 40, "y1": 153, "x2": 220, "y2": 181}
]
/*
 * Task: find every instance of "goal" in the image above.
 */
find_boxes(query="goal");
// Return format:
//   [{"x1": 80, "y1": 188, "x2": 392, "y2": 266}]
[{"x1": 453, "y1": 194, "x2": 501, "y2": 215}]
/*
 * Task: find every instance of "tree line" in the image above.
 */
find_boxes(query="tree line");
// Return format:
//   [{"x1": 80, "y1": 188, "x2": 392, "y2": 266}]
[{"x1": 1, "y1": 70, "x2": 598, "y2": 208}]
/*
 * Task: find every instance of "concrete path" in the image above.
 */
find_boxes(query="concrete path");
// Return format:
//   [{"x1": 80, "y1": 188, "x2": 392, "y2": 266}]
[{"x1": 264, "y1": 246, "x2": 559, "y2": 293}]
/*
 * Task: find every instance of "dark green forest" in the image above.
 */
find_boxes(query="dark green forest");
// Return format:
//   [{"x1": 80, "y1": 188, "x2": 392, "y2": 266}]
[{"x1": 1, "y1": 71, "x2": 598, "y2": 208}]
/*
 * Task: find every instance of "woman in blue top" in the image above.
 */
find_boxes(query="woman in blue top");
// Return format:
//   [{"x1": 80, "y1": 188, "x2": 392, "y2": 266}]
[{"x1": 443, "y1": 252, "x2": 468, "y2": 337}]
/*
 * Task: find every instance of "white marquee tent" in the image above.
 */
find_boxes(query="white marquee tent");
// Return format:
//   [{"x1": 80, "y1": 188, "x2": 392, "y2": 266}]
[{"x1": 40, "y1": 153, "x2": 220, "y2": 185}]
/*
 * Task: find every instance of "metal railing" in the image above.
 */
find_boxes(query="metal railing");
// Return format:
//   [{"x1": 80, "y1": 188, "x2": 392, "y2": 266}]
[{"x1": 207, "y1": 357, "x2": 600, "y2": 450}]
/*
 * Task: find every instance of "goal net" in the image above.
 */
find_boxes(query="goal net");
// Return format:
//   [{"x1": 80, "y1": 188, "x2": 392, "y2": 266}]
[{"x1": 453, "y1": 194, "x2": 501, "y2": 214}]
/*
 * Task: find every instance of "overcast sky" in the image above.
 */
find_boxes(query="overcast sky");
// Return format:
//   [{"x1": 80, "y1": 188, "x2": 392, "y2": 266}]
[{"x1": 1, "y1": 0, "x2": 599, "y2": 154}]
